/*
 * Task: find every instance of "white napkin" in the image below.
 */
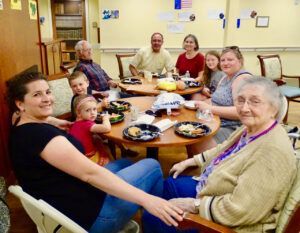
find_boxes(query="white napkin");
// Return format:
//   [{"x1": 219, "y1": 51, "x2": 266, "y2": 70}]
[
  {"x1": 130, "y1": 114, "x2": 155, "y2": 125},
  {"x1": 154, "y1": 119, "x2": 178, "y2": 132},
  {"x1": 106, "y1": 89, "x2": 120, "y2": 102}
]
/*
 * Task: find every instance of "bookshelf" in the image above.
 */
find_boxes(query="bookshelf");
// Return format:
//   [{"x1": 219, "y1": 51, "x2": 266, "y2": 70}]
[{"x1": 51, "y1": 0, "x2": 86, "y2": 64}]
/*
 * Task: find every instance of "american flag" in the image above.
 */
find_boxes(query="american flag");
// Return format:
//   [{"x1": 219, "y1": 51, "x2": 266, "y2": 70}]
[{"x1": 175, "y1": 0, "x2": 192, "y2": 9}]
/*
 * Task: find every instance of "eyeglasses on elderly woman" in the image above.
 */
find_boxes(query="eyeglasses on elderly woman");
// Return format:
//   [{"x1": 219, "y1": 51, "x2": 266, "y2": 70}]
[{"x1": 234, "y1": 97, "x2": 265, "y2": 107}]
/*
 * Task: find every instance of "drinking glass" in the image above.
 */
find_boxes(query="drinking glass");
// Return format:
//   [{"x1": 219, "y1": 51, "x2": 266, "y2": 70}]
[
  {"x1": 130, "y1": 106, "x2": 139, "y2": 121},
  {"x1": 144, "y1": 71, "x2": 152, "y2": 83},
  {"x1": 196, "y1": 109, "x2": 213, "y2": 121}
]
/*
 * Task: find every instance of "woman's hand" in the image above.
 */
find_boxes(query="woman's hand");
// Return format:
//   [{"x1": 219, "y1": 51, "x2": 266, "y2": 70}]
[
  {"x1": 202, "y1": 87, "x2": 211, "y2": 97},
  {"x1": 169, "y1": 158, "x2": 197, "y2": 178},
  {"x1": 143, "y1": 195, "x2": 183, "y2": 227},
  {"x1": 194, "y1": 100, "x2": 212, "y2": 111},
  {"x1": 47, "y1": 117, "x2": 72, "y2": 131},
  {"x1": 169, "y1": 198, "x2": 198, "y2": 214}
]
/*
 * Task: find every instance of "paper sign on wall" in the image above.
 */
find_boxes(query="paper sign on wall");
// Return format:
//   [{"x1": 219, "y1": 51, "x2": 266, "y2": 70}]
[
  {"x1": 240, "y1": 9, "x2": 252, "y2": 19},
  {"x1": 11, "y1": 0, "x2": 21, "y2": 10},
  {"x1": 0, "y1": 0, "x2": 3, "y2": 10},
  {"x1": 178, "y1": 12, "x2": 195, "y2": 21},
  {"x1": 208, "y1": 9, "x2": 224, "y2": 20},
  {"x1": 158, "y1": 12, "x2": 175, "y2": 21},
  {"x1": 167, "y1": 23, "x2": 184, "y2": 33},
  {"x1": 28, "y1": 0, "x2": 37, "y2": 20}
]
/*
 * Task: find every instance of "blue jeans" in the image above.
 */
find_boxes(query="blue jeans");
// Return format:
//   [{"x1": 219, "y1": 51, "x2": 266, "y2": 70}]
[
  {"x1": 89, "y1": 158, "x2": 163, "y2": 233},
  {"x1": 142, "y1": 175, "x2": 198, "y2": 233}
]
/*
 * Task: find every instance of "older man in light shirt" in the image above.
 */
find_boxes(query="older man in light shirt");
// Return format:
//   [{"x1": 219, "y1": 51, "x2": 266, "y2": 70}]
[{"x1": 129, "y1": 33, "x2": 174, "y2": 76}]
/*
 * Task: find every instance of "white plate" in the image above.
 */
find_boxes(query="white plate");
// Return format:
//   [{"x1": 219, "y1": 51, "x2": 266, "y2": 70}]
[{"x1": 184, "y1": 100, "x2": 197, "y2": 110}]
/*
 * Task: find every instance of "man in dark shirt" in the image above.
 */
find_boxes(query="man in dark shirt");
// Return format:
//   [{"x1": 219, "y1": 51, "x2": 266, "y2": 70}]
[{"x1": 74, "y1": 40, "x2": 118, "y2": 98}]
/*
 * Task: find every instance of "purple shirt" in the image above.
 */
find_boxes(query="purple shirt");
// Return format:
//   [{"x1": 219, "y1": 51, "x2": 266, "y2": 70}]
[{"x1": 75, "y1": 59, "x2": 111, "y2": 91}]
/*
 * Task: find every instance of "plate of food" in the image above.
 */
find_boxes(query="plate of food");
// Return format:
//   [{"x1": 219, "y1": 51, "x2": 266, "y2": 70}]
[
  {"x1": 184, "y1": 81, "x2": 202, "y2": 87},
  {"x1": 123, "y1": 124, "x2": 161, "y2": 141},
  {"x1": 184, "y1": 100, "x2": 197, "y2": 110},
  {"x1": 121, "y1": 78, "x2": 142, "y2": 85},
  {"x1": 109, "y1": 101, "x2": 131, "y2": 112},
  {"x1": 151, "y1": 72, "x2": 159, "y2": 78},
  {"x1": 96, "y1": 110, "x2": 125, "y2": 124},
  {"x1": 174, "y1": 121, "x2": 211, "y2": 138}
]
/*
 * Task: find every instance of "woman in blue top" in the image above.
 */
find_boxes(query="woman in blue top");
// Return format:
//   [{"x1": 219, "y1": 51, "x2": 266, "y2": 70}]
[
  {"x1": 7, "y1": 72, "x2": 183, "y2": 233},
  {"x1": 187, "y1": 46, "x2": 252, "y2": 156}
]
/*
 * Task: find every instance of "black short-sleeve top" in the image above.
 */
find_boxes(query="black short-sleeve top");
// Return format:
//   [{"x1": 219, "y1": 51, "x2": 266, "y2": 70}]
[{"x1": 9, "y1": 123, "x2": 106, "y2": 230}]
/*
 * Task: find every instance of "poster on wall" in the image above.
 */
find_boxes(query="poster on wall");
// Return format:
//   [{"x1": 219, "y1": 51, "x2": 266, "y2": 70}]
[
  {"x1": 0, "y1": 0, "x2": 3, "y2": 10},
  {"x1": 11, "y1": 0, "x2": 21, "y2": 10},
  {"x1": 167, "y1": 23, "x2": 184, "y2": 33},
  {"x1": 28, "y1": 0, "x2": 37, "y2": 20},
  {"x1": 102, "y1": 10, "x2": 119, "y2": 20},
  {"x1": 178, "y1": 12, "x2": 195, "y2": 21}
]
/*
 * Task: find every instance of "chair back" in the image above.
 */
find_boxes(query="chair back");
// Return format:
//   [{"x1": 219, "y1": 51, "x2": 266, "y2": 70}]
[
  {"x1": 60, "y1": 62, "x2": 77, "y2": 74},
  {"x1": 8, "y1": 185, "x2": 87, "y2": 233},
  {"x1": 47, "y1": 73, "x2": 73, "y2": 119},
  {"x1": 276, "y1": 96, "x2": 288, "y2": 123},
  {"x1": 276, "y1": 156, "x2": 300, "y2": 233},
  {"x1": 116, "y1": 53, "x2": 135, "y2": 79},
  {"x1": 257, "y1": 54, "x2": 283, "y2": 81}
]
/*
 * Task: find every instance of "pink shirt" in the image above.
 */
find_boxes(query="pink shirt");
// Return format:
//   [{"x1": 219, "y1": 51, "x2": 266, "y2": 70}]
[
  {"x1": 69, "y1": 120, "x2": 96, "y2": 156},
  {"x1": 176, "y1": 52, "x2": 205, "y2": 78}
]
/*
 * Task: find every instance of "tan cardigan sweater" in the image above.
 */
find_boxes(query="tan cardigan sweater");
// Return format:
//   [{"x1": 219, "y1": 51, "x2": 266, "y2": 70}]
[{"x1": 194, "y1": 124, "x2": 296, "y2": 233}]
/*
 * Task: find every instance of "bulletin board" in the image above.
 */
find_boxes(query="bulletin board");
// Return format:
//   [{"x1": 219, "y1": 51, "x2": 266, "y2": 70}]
[{"x1": 99, "y1": 0, "x2": 227, "y2": 49}]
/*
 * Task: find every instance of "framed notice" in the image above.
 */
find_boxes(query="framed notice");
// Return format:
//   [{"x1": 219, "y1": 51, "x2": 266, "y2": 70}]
[{"x1": 256, "y1": 16, "x2": 269, "y2": 28}]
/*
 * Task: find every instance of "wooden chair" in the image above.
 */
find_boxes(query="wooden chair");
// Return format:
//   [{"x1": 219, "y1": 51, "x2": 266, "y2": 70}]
[
  {"x1": 257, "y1": 54, "x2": 300, "y2": 123},
  {"x1": 47, "y1": 73, "x2": 73, "y2": 120},
  {"x1": 116, "y1": 53, "x2": 135, "y2": 79},
  {"x1": 60, "y1": 61, "x2": 77, "y2": 74},
  {"x1": 178, "y1": 156, "x2": 300, "y2": 233}
]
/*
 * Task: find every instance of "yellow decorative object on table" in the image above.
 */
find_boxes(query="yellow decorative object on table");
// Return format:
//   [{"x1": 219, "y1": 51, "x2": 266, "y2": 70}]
[{"x1": 157, "y1": 81, "x2": 176, "y2": 91}]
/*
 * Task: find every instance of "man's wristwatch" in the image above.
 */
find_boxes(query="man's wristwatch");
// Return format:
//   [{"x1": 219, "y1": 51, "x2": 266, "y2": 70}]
[{"x1": 193, "y1": 199, "x2": 201, "y2": 213}]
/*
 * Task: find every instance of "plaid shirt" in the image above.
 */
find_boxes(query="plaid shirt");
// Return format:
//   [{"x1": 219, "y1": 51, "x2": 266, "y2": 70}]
[{"x1": 75, "y1": 59, "x2": 112, "y2": 92}]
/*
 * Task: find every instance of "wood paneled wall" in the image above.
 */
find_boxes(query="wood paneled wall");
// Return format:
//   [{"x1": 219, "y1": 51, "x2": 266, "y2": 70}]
[{"x1": 0, "y1": 0, "x2": 41, "y2": 182}]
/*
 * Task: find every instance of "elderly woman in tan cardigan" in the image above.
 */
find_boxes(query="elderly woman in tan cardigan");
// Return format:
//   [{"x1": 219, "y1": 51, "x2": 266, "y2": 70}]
[{"x1": 143, "y1": 77, "x2": 296, "y2": 233}]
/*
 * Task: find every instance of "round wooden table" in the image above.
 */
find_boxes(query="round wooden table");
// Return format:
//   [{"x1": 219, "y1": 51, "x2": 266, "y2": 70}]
[
  {"x1": 103, "y1": 97, "x2": 220, "y2": 159},
  {"x1": 118, "y1": 77, "x2": 203, "y2": 96}
]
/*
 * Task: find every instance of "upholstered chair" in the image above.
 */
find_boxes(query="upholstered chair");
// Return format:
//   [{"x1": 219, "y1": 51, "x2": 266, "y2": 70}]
[
  {"x1": 116, "y1": 53, "x2": 135, "y2": 79},
  {"x1": 257, "y1": 54, "x2": 300, "y2": 123}
]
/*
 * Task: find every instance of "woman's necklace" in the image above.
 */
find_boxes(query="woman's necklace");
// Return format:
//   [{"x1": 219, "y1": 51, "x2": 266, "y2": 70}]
[{"x1": 213, "y1": 120, "x2": 278, "y2": 166}]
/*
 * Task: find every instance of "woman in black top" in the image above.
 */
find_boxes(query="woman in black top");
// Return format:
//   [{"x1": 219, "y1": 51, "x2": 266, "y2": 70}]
[{"x1": 7, "y1": 72, "x2": 183, "y2": 233}]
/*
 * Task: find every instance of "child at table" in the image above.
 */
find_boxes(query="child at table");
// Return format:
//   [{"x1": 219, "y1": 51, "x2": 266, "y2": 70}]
[
  {"x1": 193, "y1": 50, "x2": 224, "y2": 100},
  {"x1": 69, "y1": 94, "x2": 111, "y2": 166},
  {"x1": 68, "y1": 71, "x2": 108, "y2": 121}
]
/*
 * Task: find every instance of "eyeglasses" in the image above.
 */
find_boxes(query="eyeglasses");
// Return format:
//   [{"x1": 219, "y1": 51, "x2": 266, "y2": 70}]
[
  {"x1": 225, "y1": 46, "x2": 240, "y2": 50},
  {"x1": 82, "y1": 48, "x2": 92, "y2": 52},
  {"x1": 145, "y1": 109, "x2": 163, "y2": 117},
  {"x1": 222, "y1": 46, "x2": 241, "y2": 53},
  {"x1": 235, "y1": 98, "x2": 264, "y2": 107}
]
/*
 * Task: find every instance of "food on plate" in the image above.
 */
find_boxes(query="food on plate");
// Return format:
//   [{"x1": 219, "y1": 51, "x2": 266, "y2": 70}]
[
  {"x1": 128, "y1": 126, "x2": 141, "y2": 137},
  {"x1": 110, "y1": 101, "x2": 130, "y2": 110},
  {"x1": 109, "y1": 113, "x2": 120, "y2": 119},
  {"x1": 178, "y1": 124, "x2": 204, "y2": 135}
]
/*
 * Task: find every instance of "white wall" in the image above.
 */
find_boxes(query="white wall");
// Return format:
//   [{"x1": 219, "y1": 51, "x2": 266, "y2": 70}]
[{"x1": 98, "y1": 0, "x2": 300, "y2": 82}]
